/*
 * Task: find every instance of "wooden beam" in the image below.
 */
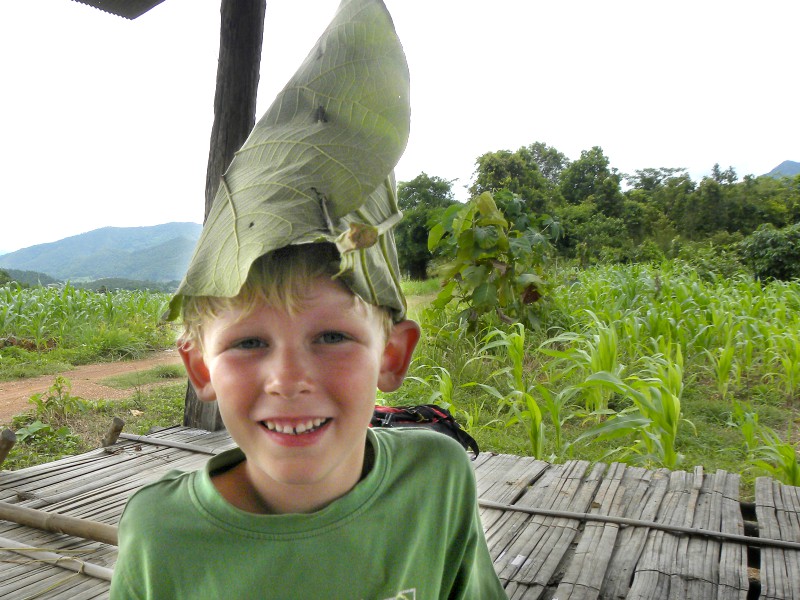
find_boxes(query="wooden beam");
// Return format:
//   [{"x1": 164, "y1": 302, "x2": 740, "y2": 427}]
[{"x1": 0, "y1": 429, "x2": 16, "y2": 468}]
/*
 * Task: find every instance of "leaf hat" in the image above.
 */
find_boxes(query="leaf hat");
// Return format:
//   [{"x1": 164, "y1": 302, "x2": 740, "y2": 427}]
[{"x1": 168, "y1": 0, "x2": 410, "y2": 321}]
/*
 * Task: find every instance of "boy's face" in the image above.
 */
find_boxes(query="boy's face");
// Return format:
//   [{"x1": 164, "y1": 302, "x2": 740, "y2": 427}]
[{"x1": 180, "y1": 277, "x2": 419, "y2": 513}]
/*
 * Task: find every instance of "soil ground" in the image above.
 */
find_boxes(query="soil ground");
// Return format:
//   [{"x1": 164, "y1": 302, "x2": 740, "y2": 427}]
[{"x1": 0, "y1": 349, "x2": 184, "y2": 425}]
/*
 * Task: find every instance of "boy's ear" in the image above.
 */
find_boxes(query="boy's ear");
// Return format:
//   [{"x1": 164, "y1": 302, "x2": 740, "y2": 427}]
[
  {"x1": 178, "y1": 342, "x2": 217, "y2": 402},
  {"x1": 378, "y1": 320, "x2": 421, "y2": 392}
]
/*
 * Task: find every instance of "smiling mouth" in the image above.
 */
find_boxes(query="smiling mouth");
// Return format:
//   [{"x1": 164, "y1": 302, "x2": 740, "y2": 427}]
[{"x1": 261, "y1": 418, "x2": 331, "y2": 436}]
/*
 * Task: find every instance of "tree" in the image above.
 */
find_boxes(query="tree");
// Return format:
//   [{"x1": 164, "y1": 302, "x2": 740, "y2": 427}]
[
  {"x1": 470, "y1": 145, "x2": 557, "y2": 214},
  {"x1": 0, "y1": 269, "x2": 10, "y2": 286},
  {"x1": 527, "y1": 141, "x2": 569, "y2": 184},
  {"x1": 395, "y1": 173, "x2": 456, "y2": 279},
  {"x1": 184, "y1": 0, "x2": 266, "y2": 431},
  {"x1": 711, "y1": 163, "x2": 738, "y2": 185},
  {"x1": 559, "y1": 146, "x2": 614, "y2": 205},
  {"x1": 626, "y1": 167, "x2": 687, "y2": 193}
]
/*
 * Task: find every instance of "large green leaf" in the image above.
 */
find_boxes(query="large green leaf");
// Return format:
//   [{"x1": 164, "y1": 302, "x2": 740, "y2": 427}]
[{"x1": 169, "y1": 0, "x2": 410, "y2": 320}]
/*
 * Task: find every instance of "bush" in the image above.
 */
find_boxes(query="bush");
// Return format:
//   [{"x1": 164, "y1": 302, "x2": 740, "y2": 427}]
[
  {"x1": 669, "y1": 239, "x2": 746, "y2": 282},
  {"x1": 428, "y1": 190, "x2": 553, "y2": 330},
  {"x1": 739, "y1": 223, "x2": 800, "y2": 281}
]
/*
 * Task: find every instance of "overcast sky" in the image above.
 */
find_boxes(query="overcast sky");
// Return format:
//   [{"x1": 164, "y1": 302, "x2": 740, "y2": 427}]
[{"x1": 1, "y1": 0, "x2": 797, "y2": 254}]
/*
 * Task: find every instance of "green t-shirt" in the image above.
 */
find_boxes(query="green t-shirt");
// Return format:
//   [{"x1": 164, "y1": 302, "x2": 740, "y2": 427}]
[{"x1": 110, "y1": 428, "x2": 507, "y2": 599}]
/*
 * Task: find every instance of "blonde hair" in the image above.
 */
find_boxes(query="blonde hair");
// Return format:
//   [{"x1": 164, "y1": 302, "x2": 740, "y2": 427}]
[{"x1": 180, "y1": 244, "x2": 393, "y2": 347}]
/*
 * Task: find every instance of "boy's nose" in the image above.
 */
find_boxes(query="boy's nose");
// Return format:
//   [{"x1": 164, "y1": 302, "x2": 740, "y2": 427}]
[{"x1": 262, "y1": 346, "x2": 314, "y2": 398}]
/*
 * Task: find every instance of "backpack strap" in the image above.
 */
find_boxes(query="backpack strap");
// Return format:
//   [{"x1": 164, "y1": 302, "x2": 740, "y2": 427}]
[{"x1": 371, "y1": 404, "x2": 480, "y2": 458}]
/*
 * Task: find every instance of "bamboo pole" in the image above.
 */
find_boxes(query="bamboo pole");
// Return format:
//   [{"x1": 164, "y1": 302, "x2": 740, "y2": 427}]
[
  {"x1": 0, "y1": 534, "x2": 113, "y2": 581},
  {"x1": 0, "y1": 501, "x2": 118, "y2": 546},
  {"x1": 0, "y1": 428, "x2": 16, "y2": 468},
  {"x1": 117, "y1": 432, "x2": 232, "y2": 455},
  {"x1": 477, "y1": 498, "x2": 800, "y2": 551}
]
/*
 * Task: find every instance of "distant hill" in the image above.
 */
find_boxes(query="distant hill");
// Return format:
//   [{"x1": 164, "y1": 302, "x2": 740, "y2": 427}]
[
  {"x1": 765, "y1": 160, "x2": 800, "y2": 178},
  {"x1": 0, "y1": 222, "x2": 202, "y2": 283},
  {"x1": 1, "y1": 269, "x2": 59, "y2": 287}
]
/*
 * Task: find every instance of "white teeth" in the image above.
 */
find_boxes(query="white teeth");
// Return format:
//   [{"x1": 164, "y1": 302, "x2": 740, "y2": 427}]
[{"x1": 263, "y1": 418, "x2": 328, "y2": 435}]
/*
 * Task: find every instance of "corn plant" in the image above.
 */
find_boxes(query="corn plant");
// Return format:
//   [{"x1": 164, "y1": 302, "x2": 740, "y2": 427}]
[
  {"x1": 467, "y1": 323, "x2": 549, "y2": 457},
  {"x1": 732, "y1": 402, "x2": 800, "y2": 486},
  {"x1": 406, "y1": 364, "x2": 456, "y2": 409},
  {"x1": 704, "y1": 321, "x2": 741, "y2": 400},
  {"x1": 764, "y1": 331, "x2": 800, "y2": 401},
  {"x1": 539, "y1": 311, "x2": 623, "y2": 416},
  {"x1": 0, "y1": 284, "x2": 174, "y2": 356},
  {"x1": 574, "y1": 342, "x2": 691, "y2": 469}
]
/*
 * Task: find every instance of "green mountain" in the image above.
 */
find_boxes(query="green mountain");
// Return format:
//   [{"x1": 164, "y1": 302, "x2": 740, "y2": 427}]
[
  {"x1": 0, "y1": 223, "x2": 202, "y2": 282},
  {"x1": 1, "y1": 269, "x2": 59, "y2": 287},
  {"x1": 765, "y1": 160, "x2": 800, "y2": 178}
]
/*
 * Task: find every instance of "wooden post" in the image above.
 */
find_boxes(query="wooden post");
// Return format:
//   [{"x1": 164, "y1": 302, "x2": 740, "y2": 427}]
[
  {"x1": 0, "y1": 429, "x2": 16, "y2": 468},
  {"x1": 183, "y1": 0, "x2": 266, "y2": 431},
  {"x1": 101, "y1": 417, "x2": 125, "y2": 447}
]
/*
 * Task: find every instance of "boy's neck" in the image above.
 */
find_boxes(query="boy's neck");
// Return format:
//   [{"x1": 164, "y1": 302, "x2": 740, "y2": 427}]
[{"x1": 212, "y1": 442, "x2": 375, "y2": 515}]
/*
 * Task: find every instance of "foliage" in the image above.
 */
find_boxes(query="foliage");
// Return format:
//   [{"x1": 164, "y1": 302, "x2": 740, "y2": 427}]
[
  {"x1": 738, "y1": 222, "x2": 800, "y2": 281},
  {"x1": 470, "y1": 143, "x2": 564, "y2": 214},
  {"x1": 100, "y1": 363, "x2": 186, "y2": 389},
  {"x1": 4, "y1": 375, "x2": 187, "y2": 471},
  {"x1": 6, "y1": 420, "x2": 84, "y2": 469},
  {"x1": 395, "y1": 173, "x2": 457, "y2": 279},
  {"x1": 555, "y1": 203, "x2": 631, "y2": 265},
  {"x1": 385, "y1": 261, "x2": 799, "y2": 497},
  {"x1": 732, "y1": 402, "x2": 800, "y2": 486},
  {"x1": 575, "y1": 342, "x2": 692, "y2": 470},
  {"x1": 669, "y1": 238, "x2": 746, "y2": 282},
  {"x1": 428, "y1": 190, "x2": 554, "y2": 330},
  {"x1": 558, "y1": 146, "x2": 618, "y2": 207},
  {"x1": 28, "y1": 376, "x2": 89, "y2": 426},
  {"x1": 467, "y1": 324, "x2": 578, "y2": 459}
]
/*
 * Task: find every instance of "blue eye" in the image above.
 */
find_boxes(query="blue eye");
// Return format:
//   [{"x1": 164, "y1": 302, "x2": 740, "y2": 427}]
[
  {"x1": 319, "y1": 332, "x2": 347, "y2": 344},
  {"x1": 235, "y1": 338, "x2": 266, "y2": 350}
]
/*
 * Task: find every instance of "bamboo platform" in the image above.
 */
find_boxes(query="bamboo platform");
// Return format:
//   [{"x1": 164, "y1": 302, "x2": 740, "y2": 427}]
[{"x1": 1, "y1": 426, "x2": 799, "y2": 599}]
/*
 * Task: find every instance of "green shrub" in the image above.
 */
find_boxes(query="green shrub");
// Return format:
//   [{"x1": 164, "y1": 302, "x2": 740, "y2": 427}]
[{"x1": 739, "y1": 223, "x2": 800, "y2": 281}]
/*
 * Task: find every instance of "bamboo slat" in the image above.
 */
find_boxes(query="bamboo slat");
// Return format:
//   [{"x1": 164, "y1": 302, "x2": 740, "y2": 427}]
[
  {"x1": 600, "y1": 466, "x2": 670, "y2": 599},
  {"x1": 756, "y1": 477, "x2": 800, "y2": 600},
  {"x1": 500, "y1": 461, "x2": 606, "y2": 598},
  {"x1": 552, "y1": 461, "x2": 629, "y2": 600}
]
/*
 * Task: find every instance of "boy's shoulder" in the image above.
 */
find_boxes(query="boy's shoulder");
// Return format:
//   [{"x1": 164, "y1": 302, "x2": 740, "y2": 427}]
[{"x1": 119, "y1": 467, "x2": 195, "y2": 521}]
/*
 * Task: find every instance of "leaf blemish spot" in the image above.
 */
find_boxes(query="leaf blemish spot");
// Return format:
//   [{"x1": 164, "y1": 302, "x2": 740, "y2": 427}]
[{"x1": 249, "y1": 222, "x2": 254, "y2": 228}]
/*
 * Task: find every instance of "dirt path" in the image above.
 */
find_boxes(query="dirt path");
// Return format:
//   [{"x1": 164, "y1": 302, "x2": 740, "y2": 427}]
[{"x1": 0, "y1": 349, "x2": 184, "y2": 425}]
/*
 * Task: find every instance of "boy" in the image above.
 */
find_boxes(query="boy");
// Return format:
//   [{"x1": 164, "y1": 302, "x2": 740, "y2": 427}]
[
  {"x1": 112, "y1": 0, "x2": 507, "y2": 596},
  {"x1": 110, "y1": 243, "x2": 507, "y2": 598}
]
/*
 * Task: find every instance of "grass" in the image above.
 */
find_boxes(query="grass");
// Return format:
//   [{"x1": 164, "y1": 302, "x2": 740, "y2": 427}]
[
  {"x1": 100, "y1": 364, "x2": 186, "y2": 388},
  {"x1": 2, "y1": 368, "x2": 186, "y2": 470}
]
